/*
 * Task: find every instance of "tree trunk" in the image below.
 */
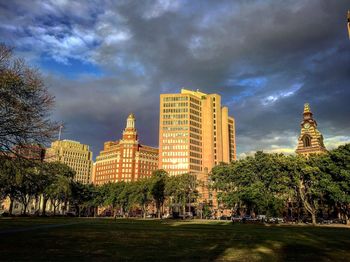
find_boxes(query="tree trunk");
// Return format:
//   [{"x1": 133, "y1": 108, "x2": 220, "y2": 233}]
[
  {"x1": 52, "y1": 200, "x2": 57, "y2": 216},
  {"x1": 8, "y1": 197, "x2": 14, "y2": 215},
  {"x1": 311, "y1": 212, "x2": 316, "y2": 226},
  {"x1": 143, "y1": 203, "x2": 146, "y2": 219},
  {"x1": 114, "y1": 207, "x2": 118, "y2": 220},
  {"x1": 42, "y1": 197, "x2": 48, "y2": 216},
  {"x1": 298, "y1": 179, "x2": 317, "y2": 225},
  {"x1": 23, "y1": 202, "x2": 28, "y2": 215}
]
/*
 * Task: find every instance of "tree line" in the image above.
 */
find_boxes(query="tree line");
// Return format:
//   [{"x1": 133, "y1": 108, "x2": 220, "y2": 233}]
[
  {"x1": 211, "y1": 144, "x2": 350, "y2": 225},
  {"x1": 0, "y1": 160, "x2": 201, "y2": 218}
]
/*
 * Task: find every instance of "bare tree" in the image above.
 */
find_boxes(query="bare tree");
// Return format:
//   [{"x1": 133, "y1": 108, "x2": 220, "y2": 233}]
[{"x1": 0, "y1": 44, "x2": 58, "y2": 155}]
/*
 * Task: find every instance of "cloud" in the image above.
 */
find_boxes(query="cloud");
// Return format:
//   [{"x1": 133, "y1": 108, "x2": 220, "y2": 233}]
[{"x1": 0, "y1": 0, "x2": 349, "y2": 158}]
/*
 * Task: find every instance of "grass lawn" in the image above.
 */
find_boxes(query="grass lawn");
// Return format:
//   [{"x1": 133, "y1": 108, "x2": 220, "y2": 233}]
[{"x1": 0, "y1": 218, "x2": 349, "y2": 261}]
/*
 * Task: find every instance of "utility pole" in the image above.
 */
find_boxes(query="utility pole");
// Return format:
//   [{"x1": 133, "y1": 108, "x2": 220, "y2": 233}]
[
  {"x1": 58, "y1": 125, "x2": 63, "y2": 140},
  {"x1": 348, "y1": 10, "x2": 350, "y2": 39}
]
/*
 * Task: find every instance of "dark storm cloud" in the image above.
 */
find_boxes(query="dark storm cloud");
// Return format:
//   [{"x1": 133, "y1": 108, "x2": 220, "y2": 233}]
[{"x1": 0, "y1": 0, "x2": 349, "y2": 157}]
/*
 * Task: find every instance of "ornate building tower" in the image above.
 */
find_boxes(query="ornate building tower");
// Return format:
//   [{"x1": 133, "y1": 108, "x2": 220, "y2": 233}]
[
  {"x1": 93, "y1": 113, "x2": 158, "y2": 184},
  {"x1": 296, "y1": 103, "x2": 327, "y2": 156}
]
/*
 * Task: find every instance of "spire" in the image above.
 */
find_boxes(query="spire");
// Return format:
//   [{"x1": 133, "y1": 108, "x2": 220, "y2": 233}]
[
  {"x1": 303, "y1": 103, "x2": 311, "y2": 114},
  {"x1": 126, "y1": 113, "x2": 136, "y2": 129},
  {"x1": 303, "y1": 103, "x2": 313, "y2": 120}
]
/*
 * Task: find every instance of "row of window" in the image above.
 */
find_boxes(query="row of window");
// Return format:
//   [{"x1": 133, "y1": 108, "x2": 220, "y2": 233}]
[
  {"x1": 190, "y1": 126, "x2": 201, "y2": 134},
  {"x1": 163, "y1": 132, "x2": 188, "y2": 138},
  {"x1": 190, "y1": 120, "x2": 201, "y2": 128},
  {"x1": 162, "y1": 144, "x2": 189, "y2": 150},
  {"x1": 163, "y1": 120, "x2": 188, "y2": 125},
  {"x1": 190, "y1": 114, "x2": 201, "y2": 122},
  {"x1": 190, "y1": 139, "x2": 202, "y2": 146},
  {"x1": 190, "y1": 145, "x2": 202, "y2": 152},
  {"x1": 190, "y1": 97, "x2": 201, "y2": 105},
  {"x1": 163, "y1": 108, "x2": 188, "y2": 113},
  {"x1": 162, "y1": 126, "x2": 189, "y2": 131},
  {"x1": 190, "y1": 158, "x2": 201, "y2": 164},
  {"x1": 163, "y1": 96, "x2": 188, "y2": 102},
  {"x1": 190, "y1": 103, "x2": 200, "y2": 110},
  {"x1": 190, "y1": 133, "x2": 201, "y2": 140},
  {"x1": 162, "y1": 138, "x2": 189, "y2": 144},
  {"x1": 190, "y1": 152, "x2": 202, "y2": 158},
  {"x1": 190, "y1": 108, "x2": 201, "y2": 116},
  {"x1": 162, "y1": 151, "x2": 188, "y2": 156},
  {"x1": 163, "y1": 114, "x2": 188, "y2": 119},
  {"x1": 163, "y1": 102, "x2": 188, "y2": 107},
  {"x1": 162, "y1": 158, "x2": 188, "y2": 163},
  {"x1": 162, "y1": 163, "x2": 189, "y2": 169},
  {"x1": 190, "y1": 164, "x2": 201, "y2": 171}
]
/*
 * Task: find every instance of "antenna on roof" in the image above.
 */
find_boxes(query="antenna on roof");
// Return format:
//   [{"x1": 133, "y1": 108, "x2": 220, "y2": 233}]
[{"x1": 348, "y1": 10, "x2": 350, "y2": 39}]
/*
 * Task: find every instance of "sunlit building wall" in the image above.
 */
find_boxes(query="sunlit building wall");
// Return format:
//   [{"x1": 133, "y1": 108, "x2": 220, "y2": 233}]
[
  {"x1": 45, "y1": 140, "x2": 93, "y2": 184},
  {"x1": 159, "y1": 89, "x2": 236, "y2": 176},
  {"x1": 93, "y1": 114, "x2": 159, "y2": 185}
]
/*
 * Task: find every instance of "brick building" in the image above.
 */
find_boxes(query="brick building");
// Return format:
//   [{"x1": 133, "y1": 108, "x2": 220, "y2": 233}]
[{"x1": 93, "y1": 113, "x2": 159, "y2": 185}]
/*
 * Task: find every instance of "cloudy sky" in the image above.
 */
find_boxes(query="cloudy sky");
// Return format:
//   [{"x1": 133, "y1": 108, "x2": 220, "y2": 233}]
[{"x1": 1, "y1": 0, "x2": 349, "y2": 158}]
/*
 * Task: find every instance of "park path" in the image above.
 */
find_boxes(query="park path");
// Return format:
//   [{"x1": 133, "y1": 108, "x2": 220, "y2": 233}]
[{"x1": 0, "y1": 221, "x2": 85, "y2": 235}]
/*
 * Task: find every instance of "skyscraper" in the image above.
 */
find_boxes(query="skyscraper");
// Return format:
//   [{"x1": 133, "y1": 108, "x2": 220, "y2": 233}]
[
  {"x1": 296, "y1": 103, "x2": 327, "y2": 156},
  {"x1": 159, "y1": 89, "x2": 236, "y2": 176},
  {"x1": 93, "y1": 113, "x2": 159, "y2": 185},
  {"x1": 45, "y1": 140, "x2": 93, "y2": 184}
]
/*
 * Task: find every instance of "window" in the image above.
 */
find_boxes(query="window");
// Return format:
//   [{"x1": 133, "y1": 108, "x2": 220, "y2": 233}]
[{"x1": 302, "y1": 135, "x2": 311, "y2": 147}]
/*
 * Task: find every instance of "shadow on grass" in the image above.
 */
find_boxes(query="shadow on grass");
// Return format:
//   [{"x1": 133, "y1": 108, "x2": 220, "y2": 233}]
[{"x1": 0, "y1": 218, "x2": 349, "y2": 261}]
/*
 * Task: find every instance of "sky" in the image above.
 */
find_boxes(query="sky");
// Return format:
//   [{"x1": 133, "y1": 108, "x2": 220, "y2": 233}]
[{"x1": 1, "y1": 0, "x2": 349, "y2": 159}]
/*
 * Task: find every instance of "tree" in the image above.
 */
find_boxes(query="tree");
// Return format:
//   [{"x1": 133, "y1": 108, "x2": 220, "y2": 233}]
[
  {"x1": 212, "y1": 152, "x2": 295, "y2": 218},
  {"x1": 0, "y1": 44, "x2": 57, "y2": 156},
  {"x1": 151, "y1": 170, "x2": 167, "y2": 218},
  {"x1": 0, "y1": 156, "x2": 20, "y2": 215},
  {"x1": 314, "y1": 144, "x2": 350, "y2": 224},
  {"x1": 44, "y1": 162, "x2": 75, "y2": 215},
  {"x1": 131, "y1": 179, "x2": 152, "y2": 218},
  {"x1": 14, "y1": 160, "x2": 41, "y2": 215},
  {"x1": 166, "y1": 173, "x2": 198, "y2": 216}
]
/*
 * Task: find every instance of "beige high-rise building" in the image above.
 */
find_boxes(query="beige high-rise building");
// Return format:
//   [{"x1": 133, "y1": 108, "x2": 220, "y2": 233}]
[
  {"x1": 159, "y1": 88, "x2": 236, "y2": 176},
  {"x1": 46, "y1": 140, "x2": 93, "y2": 184}
]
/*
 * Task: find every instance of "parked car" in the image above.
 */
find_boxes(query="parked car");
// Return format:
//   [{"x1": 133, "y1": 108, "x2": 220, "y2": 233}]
[
  {"x1": 180, "y1": 212, "x2": 193, "y2": 220},
  {"x1": 163, "y1": 213, "x2": 172, "y2": 219},
  {"x1": 231, "y1": 216, "x2": 242, "y2": 223},
  {"x1": 146, "y1": 213, "x2": 156, "y2": 218},
  {"x1": 268, "y1": 217, "x2": 284, "y2": 224},
  {"x1": 66, "y1": 211, "x2": 76, "y2": 217},
  {"x1": 256, "y1": 215, "x2": 266, "y2": 222}
]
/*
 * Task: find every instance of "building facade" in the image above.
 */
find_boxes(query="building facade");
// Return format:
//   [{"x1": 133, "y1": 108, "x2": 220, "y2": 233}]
[
  {"x1": 296, "y1": 103, "x2": 327, "y2": 156},
  {"x1": 93, "y1": 113, "x2": 159, "y2": 185},
  {"x1": 45, "y1": 140, "x2": 93, "y2": 184},
  {"x1": 159, "y1": 88, "x2": 236, "y2": 176}
]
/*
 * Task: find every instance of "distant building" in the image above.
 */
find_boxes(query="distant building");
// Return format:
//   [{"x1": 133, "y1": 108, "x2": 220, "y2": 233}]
[
  {"x1": 296, "y1": 103, "x2": 327, "y2": 156},
  {"x1": 93, "y1": 113, "x2": 159, "y2": 185},
  {"x1": 45, "y1": 140, "x2": 93, "y2": 184},
  {"x1": 159, "y1": 88, "x2": 236, "y2": 175}
]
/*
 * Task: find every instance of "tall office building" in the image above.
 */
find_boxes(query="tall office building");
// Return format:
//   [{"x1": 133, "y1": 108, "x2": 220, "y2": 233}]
[
  {"x1": 45, "y1": 140, "x2": 93, "y2": 184},
  {"x1": 159, "y1": 89, "x2": 236, "y2": 176},
  {"x1": 93, "y1": 113, "x2": 159, "y2": 185}
]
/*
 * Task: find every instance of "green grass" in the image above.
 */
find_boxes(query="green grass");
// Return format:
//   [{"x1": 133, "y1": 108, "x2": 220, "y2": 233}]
[{"x1": 0, "y1": 218, "x2": 350, "y2": 261}]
